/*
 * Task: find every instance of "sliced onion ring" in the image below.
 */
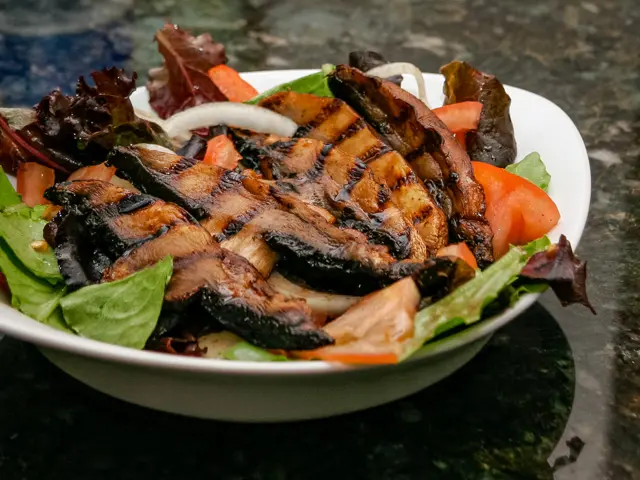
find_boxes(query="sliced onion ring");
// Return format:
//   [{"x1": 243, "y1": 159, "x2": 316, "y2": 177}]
[
  {"x1": 134, "y1": 143, "x2": 176, "y2": 154},
  {"x1": 268, "y1": 272, "x2": 361, "y2": 318},
  {"x1": 162, "y1": 103, "x2": 298, "y2": 139},
  {"x1": 366, "y1": 62, "x2": 430, "y2": 108}
]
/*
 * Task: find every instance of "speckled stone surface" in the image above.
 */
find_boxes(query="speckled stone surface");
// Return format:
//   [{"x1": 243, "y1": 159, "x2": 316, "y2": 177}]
[{"x1": 0, "y1": 0, "x2": 638, "y2": 479}]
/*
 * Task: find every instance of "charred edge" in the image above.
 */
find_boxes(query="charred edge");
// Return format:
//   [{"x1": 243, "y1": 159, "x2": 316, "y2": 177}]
[
  {"x1": 209, "y1": 168, "x2": 245, "y2": 199},
  {"x1": 115, "y1": 195, "x2": 156, "y2": 215},
  {"x1": 359, "y1": 144, "x2": 393, "y2": 163},
  {"x1": 258, "y1": 94, "x2": 285, "y2": 112},
  {"x1": 176, "y1": 135, "x2": 207, "y2": 159},
  {"x1": 200, "y1": 290, "x2": 334, "y2": 350},
  {"x1": 108, "y1": 149, "x2": 209, "y2": 219},
  {"x1": 88, "y1": 199, "x2": 180, "y2": 258},
  {"x1": 425, "y1": 179, "x2": 449, "y2": 210},
  {"x1": 333, "y1": 117, "x2": 367, "y2": 145},
  {"x1": 404, "y1": 146, "x2": 427, "y2": 163},
  {"x1": 410, "y1": 204, "x2": 435, "y2": 225},
  {"x1": 343, "y1": 159, "x2": 368, "y2": 195},
  {"x1": 214, "y1": 203, "x2": 267, "y2": 242},
  {"x1": 339, "y1": 212, "x2": 411, "y2": 260},
  {"x1": 293, "y1": 99, "x2": 344, "y2": 138},
  {"x1": 376, "y1": 184, "x2": 392, "y2": 205},
  {"x1": 262, "y1": 231, "x2": 387, "y2": 295},
  {"x1": 306, "y1": 143, "x2": 334, "y2": 181},
  {"x1": 166, "y1": 156, "x2": 201, "y2": 175},
  {"x1": 391, "y1": 170, "x2": 419, "y2": 191}
]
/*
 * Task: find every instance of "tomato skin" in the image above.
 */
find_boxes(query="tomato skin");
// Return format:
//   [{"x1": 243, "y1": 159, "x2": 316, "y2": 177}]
[
  {"x1": 16, "y1": 162, "x2": 55, "y2": 207},
  {"x1": 203, "y1": 135, "x2": 242, "y2": 169},
  {"x1": 67, "y1": 163, "x2": 116, "y2": 182},
  {"x1": 433, "y1": 101, "x2": 483, "y2": 134},
  {"x1": 437, "y1": 242, "x2": 478, "y2": 270},
  {"x1": 472, "y1": 161, "x2": 560, "y2": 258},
  {"x1": 207, "y1": 65, "x2": 259, "y2": 103}
]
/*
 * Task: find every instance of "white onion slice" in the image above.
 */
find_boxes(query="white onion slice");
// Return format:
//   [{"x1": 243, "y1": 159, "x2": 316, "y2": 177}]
[
  {"x1": 134, "y1": 143, "x2": 175, "y2": 154},
  {"x1": 268, "y1": 272, "x2": 361, "y2": 318},
  {"x1": 162, "y1": 103, "x2": 298, "y2": 139},
  {"x1": 109, "y1": 175, "x2": 140, "y2": 193},
  {"x1": 366, "y1": 62, "x2": 430, "y2": 108},
  {"x1": 134, "y1": 108, "x2": 164, "y2": 125}
]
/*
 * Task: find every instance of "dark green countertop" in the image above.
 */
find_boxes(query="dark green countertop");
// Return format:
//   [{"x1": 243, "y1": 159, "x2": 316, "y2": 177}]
[{"x1": 0, "y1": 1, "x2": 638, "y2": 478}]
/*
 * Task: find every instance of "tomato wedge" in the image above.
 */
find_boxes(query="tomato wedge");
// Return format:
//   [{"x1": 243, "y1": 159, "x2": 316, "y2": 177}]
[
  {"x1": 472, "y1": 161, "x2": 560, "y2": 258},
  {"x1": 16, "y1": 162, "x2": 55, "y2": 207},
  {"x1": 67, "y1": 163, "x2": 116, "y2": 182},
  {"x1": 437, "y1": 242, "x2": 478, "y2": 270},
  {"x1": 433, "y1": 101, "x2": 483, "y2": 134},
  {"x1": 203, "y1": 135, "x2": 242, "y2": 169},
  {"x1": 207, "y1": 65, "x2": 259, "y2": 103},
  {"x1": 295, "y1": 277, "x2": 420, "y2": 364}
]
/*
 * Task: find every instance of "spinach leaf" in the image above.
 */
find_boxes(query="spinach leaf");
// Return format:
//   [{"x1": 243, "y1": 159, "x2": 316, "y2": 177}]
[
  {"x1": 0, "y1": 166, "x2": 20, "y2": 207},
  {"x1": 0, "y1": 240, "x2": 66, "y2": 323},
  {"x1": 245, "y1": 64, "x2": 335, "y2": 105},
  {"x1": 60, "y1": 257, "x2": 173, "y2": 349},
  {"x1": 0, "y1": 204, "x2": 62, "y2": 283}
]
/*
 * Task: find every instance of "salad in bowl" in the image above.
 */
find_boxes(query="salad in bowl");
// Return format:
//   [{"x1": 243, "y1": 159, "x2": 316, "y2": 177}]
[{"x1": 0, "y1": 23, "x2": 593, "y2": 369}]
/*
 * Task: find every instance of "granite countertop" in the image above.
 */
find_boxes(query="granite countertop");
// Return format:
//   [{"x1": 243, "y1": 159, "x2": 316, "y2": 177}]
[{"x1": 0, "y1": 0, "x2": 638, "y2": 478}]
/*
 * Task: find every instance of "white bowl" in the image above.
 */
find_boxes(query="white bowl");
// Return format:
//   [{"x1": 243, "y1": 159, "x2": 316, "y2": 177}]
[{"x1": 0, "y1": 70, "x2": 590, "y2": 422}]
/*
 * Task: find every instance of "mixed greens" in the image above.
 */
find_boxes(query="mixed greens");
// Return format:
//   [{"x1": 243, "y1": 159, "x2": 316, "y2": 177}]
[{"x1": 0, "y1": 23, "x2": 593, "y2": 364}]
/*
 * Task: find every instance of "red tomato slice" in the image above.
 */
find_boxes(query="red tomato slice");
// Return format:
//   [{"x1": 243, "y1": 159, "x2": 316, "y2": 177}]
[
  {"x1": 207, "y1": 65, "x2": 259, "y2": 103},
  {"x1": 294, "y1": 277, "x2": 420, "y2": 364},
  {"x1": 437, "y1": 242, "x2": 478, "y2": 270},
  {"x1": 472, "y1": 161, "x2": 560, "y2": 258},
  {"x1": 16, "y1": 162, "x2": 55, "y2": 207},
  {"x1": 67, "y1": 163, "x2": 116, "y2": 182},
  {"x1": 433, "y1": 101, "x2": 483, "y2": 134},
  {"x1": 203, "y1": 135, "x2": 242, "y2": 169}
]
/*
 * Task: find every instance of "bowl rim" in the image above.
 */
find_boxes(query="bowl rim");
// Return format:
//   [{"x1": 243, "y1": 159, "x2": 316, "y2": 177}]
[{"x1": 0, "y1": 69, "x2": 591, "y2": 375}]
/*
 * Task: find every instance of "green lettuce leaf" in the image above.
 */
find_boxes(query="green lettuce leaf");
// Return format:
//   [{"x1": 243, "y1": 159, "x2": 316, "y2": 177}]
[
  {"x1": 505, "y1": 152, "x2": 551, "y2": 191},
  {"x1": 245, "y1": 64, "x2": 335, "y2": 105},
  {"x1": 0, "y1": 240, "x2": 67, "y2": 323},
  {"x1": 44, "y1": 308, "x2": 74, "y2": 333},
  {"x1": 60, "y1": 257, "x2": 173, "y2": 349},
  {"x1": 0, "y1": 204, "x2": 62, "y2": 283},
  {"x1": 0, "y1": 166, "x2": 20, "y2": 207},
  {"x1": 224, "y1": 341, "x2": 288, "y2": 362},
  {"x1": 402, "y1": 237, "x2": 551, "y2": 360}
]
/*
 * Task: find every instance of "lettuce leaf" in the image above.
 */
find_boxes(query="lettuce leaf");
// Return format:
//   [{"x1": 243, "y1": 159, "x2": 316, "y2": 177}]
[
  {"x1": 0, "y1": 166, "x2": 20, "y2": 207},
  {"x1": 60, "y1": 257, "x2": 173, "y2": 349},
  {"x1": 506, "y1": 152, "x2": 551, "y2": 191},
  {"x1": 402, "y1": 237, "x2": 551, "y2": 360},
  {"x1": 245, "y1": 64, "x2": 335, "y2": 105},
  {"x1": 224, "y1": 341, "x2": 288, "y2": 362},
  {"x1": 0, "y1": 240, "x2": 67, "y2": 324},
  {"x1": 0, "y1": 204, "x2": 62, "y2": 283}
]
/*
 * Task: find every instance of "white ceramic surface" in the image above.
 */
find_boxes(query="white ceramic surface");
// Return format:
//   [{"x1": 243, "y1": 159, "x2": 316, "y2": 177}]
[{"x1": 0, "y1": 70, "x2": 590, "y2": 422}]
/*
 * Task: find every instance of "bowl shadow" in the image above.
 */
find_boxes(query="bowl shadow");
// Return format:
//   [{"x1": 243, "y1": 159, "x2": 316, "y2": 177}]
[{"x1": 0, "y1": 302, "x2": 574, "y2": 480}]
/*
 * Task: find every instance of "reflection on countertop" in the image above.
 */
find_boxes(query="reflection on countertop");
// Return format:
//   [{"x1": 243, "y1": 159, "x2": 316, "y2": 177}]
[{"x1": 0, "y1": 0, "x2": 638, "y2": 479}]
